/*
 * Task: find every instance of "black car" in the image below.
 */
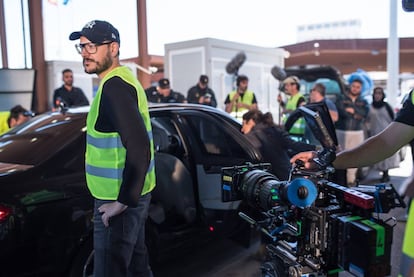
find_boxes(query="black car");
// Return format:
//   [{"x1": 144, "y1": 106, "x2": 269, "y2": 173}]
[
  {"x1": 283, "y1": 64, "x2": 348, "y2": 103},
  {"x1": 0, "y1": 104, "x2": 261, "y2": 277}
]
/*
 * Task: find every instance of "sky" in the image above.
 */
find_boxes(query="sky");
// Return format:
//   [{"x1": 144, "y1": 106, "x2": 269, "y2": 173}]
[{"x1": 3, "y1": 0, "x2": 414, "y2": 66}]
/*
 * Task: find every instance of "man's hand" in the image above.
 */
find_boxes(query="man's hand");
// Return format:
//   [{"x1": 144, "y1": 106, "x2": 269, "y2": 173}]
[
  {"x1": 98, "y1": 201, "x2": 128, "y2": 227},
  {"x1": 289, "y1": 151, "x2": 318, "y2": 169},
  {"x1": 277, "y1": 94, "x2": 283, "y2": 103},
  {"x1": 345, "y1": 107, "x2": 355, "y2": 114}
]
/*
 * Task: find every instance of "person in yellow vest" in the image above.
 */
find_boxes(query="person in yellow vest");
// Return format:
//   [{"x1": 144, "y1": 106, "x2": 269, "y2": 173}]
[
  {"x1": 69, "y1": 20, "x2": 156, "y2": 277},
  {"x1": 277, "y1": 75, "x2": 307, "y2": 140},
  {"x1": 290, "y1": 89, "x2": 414, "y2": 277},
  {"x1": 0, "y1": 105, "x2": 31, "y2": 135},
  {"x1": 224, "y1": 75, "x2": 258, "y2": 121}
]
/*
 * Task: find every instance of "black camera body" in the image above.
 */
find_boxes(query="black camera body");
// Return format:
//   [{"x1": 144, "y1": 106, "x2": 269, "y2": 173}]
[
  {"x1": 221, "y1": 162, "x2": 405, "y2": 277},
  {"x1": 221, "y1": 103, "x2": 405, "y2": 276}
]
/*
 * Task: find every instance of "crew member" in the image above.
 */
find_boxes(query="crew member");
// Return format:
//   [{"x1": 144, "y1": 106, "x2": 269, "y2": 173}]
[
  {"x1": 224, "y1": 75, "x2": 258, "y2": 121},
  {"x1": 0, "y1": 105, "x2": 32, "y2": 135},
  {"x1": 277, "y1": 75, "x2": 306, "y2": 140}
]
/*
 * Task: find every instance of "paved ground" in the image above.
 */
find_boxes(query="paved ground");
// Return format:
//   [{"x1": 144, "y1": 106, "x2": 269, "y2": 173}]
[{"x1": 154, "y1": 150, "x2": 412, "y2": 277}]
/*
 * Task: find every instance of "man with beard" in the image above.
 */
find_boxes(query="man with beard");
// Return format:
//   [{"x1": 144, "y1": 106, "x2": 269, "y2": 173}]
[
  {"x1": 53, "y1": 68, "x2": 89, "y2": 108},
  {"x1": 277, "y1": 75, "x2": 307, "y2": 140},
  {"x1": 224, "y1": 75, "x2": 258, "y2": 121},
  {"x1": 70, "y1": 20, "x2": 155, "y2": 277},
  {"x1": 335, "y1": 79, "x2": 369, "y2": 186}
]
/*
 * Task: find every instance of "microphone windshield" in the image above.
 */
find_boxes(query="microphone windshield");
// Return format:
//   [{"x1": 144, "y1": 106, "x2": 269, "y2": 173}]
[
  {"x1": 271, "y1": 65, "x2": 287, "y2": 81},
  {"x1": 226, "y1": 52, "x2": 247, "y2": 74}
]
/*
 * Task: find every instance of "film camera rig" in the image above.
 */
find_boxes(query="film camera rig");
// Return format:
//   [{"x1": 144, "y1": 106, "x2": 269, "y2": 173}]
[{"x1": 221, "y1": 104, "x2": 406, "y2": 277}]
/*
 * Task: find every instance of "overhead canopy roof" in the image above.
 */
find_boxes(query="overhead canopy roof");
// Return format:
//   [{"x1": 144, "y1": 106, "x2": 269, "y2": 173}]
[{"x1": 282, "y1": 38, "x2": 414, "y2": 75}]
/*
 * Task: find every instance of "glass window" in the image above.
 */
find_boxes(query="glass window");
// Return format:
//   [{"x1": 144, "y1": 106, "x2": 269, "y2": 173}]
[
  {"x1": 151, "y1": 116, "x2": 181, "y2": 154},
  {"x1": 0, "y1": 113, "x2": 86, "y2": 165},
  {"x1": 184, "y1": 114, "x2": 249, "y2": 159},
  {"x1": 3, "y1": 0, "x2": 31, "y2": 68},
  {"x1": 301, "y1": 78, "x2": 341, "y2": 99}
]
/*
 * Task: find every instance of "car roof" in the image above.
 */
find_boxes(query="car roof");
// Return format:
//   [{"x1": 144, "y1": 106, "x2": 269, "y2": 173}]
[{"x1": 60, "y1": 103, "x2": 237, "y2": 120}]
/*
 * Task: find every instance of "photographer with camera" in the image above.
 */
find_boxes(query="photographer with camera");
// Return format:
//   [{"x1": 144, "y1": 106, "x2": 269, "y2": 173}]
[
  {"x1": 241, "y1": 109, "x2": 317, "y2": 180},
  {"x1": 241, "y1": 109, "x2": 317, "y2": 260},
  {"x1": 290, "y1": 89, "x2": 414, "y2": 277}
]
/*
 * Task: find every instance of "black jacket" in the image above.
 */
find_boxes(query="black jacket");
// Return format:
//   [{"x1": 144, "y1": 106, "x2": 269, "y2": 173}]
[
  {"x1": 187, "y1": 84, "x2": 217, "y2": 107},
  {"x1": 245, "y1": 123, "x2": 316, "y2": 180},
  {"x1": 335, "y1": 93, "x2": 369, "y2": 131},
  {"x1": 145, "y1": 86, "x2": 186, "y2": 103}
]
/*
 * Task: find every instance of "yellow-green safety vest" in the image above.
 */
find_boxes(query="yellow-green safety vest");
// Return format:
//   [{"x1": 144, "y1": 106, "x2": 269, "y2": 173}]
[
  {"x1": 0, "y1": 111, "x2": 10, "y2": 135},
  {"x1": 398, "y1": 89, "x2": 414, "y2": 276},
  {"x1": 282, "y1": 93, "x2": 306, "y2": 135},
  {"x1": 228, "y1": 90, "x2": 255, "y2": 119},
  {"x1": 85, "y1": 66, "x2": 155, "y2": 200},
  {"x1": 399, "y1": 201, "x2": 414, "y2": 276}
]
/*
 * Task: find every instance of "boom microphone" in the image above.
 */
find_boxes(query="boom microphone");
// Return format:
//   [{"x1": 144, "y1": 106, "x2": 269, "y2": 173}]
[
  {"x1": 225, "y1": 52, "x2": 247, "y2": 74},
  {"x1": 271, "y1": 65, "x2": 287, "y2": 81}
]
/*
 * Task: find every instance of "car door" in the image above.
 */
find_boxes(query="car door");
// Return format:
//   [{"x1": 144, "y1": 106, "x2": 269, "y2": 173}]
[{"x1": 175, "y1": 110, "x2": 260, "y2": 213}]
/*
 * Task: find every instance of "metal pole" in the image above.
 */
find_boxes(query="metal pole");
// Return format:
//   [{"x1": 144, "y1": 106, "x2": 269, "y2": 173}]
[
  {"x1": 20, "y1": 0, "x2": 28, "y2": 68},
  {"x1": 0, "y1": 0, "x2": 8, "y2": 67},
  {"x1": 137, "y1": 0, "x2": 151, "y2": 88},
  {"x1": 387, "y1": 0, "x2": 399, "y2": 108},
  {"x1": 28, "y1": 0, "x2": 48, "y2": 112}
]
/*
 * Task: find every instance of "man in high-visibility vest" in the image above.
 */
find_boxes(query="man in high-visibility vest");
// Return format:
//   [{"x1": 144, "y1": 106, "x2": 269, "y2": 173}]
[
  {"x1": 0, "y1": 105, "x2": 31, "y2": 135},
  {"x1": 224, "y1": 75, "x2": 258, "y2": 121},
  {"x1": 70, "y1": 20, "x2": 155, "y2": 277},
  {"x1": 277, "y1": 75, "x2": 306, "y2": 140},
  {"x1": 290, "y1": 89, "x2": 414, "y2": 277}
]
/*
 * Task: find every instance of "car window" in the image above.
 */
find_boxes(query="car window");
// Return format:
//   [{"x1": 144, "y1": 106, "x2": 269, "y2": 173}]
[
  {"x1": 184, "y1": 114, "x2": 250, "y2": 159},
  {"x1": 0, "y1": 113, "x2": 86, "y2": 166},
  {"x1": 300, "y1": 78, "x2": 341, "y2": 100},
  {"x1": 151, "y1": 116, "x2": 181, "y2": 154}
]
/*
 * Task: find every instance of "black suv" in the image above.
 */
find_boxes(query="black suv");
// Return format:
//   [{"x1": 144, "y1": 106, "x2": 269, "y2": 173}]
[{"x1": 0, "y1": 104, "x2": 260, "y2": 277}]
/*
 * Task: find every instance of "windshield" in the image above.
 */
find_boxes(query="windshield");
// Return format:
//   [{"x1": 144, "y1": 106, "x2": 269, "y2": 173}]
[
  {"x1": 300, "y1": 78, "x2": 342, "y2": 102},
  {"x1": 0, "y1": 112, "x2": 86, "y2": 166}
]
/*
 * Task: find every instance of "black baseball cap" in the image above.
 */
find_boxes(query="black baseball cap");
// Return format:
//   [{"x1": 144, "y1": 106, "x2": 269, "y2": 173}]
[
  {"x1": 199, "y1": 75, "x2": 209, "y2": 84},
  {"x1": 158, "y1": 78, "x2": 170, "y2": 89},
  {"x1": 69, "y1": 20, "x2": 120, "y2": 44}
]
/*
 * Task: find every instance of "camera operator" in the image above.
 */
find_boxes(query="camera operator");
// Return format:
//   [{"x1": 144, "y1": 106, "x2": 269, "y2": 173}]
[
  {"x1": 242, "y1": 109, "x2": 317, "y2": 180},
  {"x1": 290, "y1": 89, "x2": 414, "y2": 277}
]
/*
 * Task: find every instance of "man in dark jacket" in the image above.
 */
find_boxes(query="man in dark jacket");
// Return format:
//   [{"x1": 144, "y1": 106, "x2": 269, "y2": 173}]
[
  {"x1": 187, "y1": 75, "x2": 217, "y2": 107},
  {"x1": 53, "y1": 68, "x2": 89, "y2": 108},
  {"x1": 145, "y1": 78, "x2": 186, "y2": 103},
  {"x1": 335, "y1": 79, "x2": 369, "y2": 186}
]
